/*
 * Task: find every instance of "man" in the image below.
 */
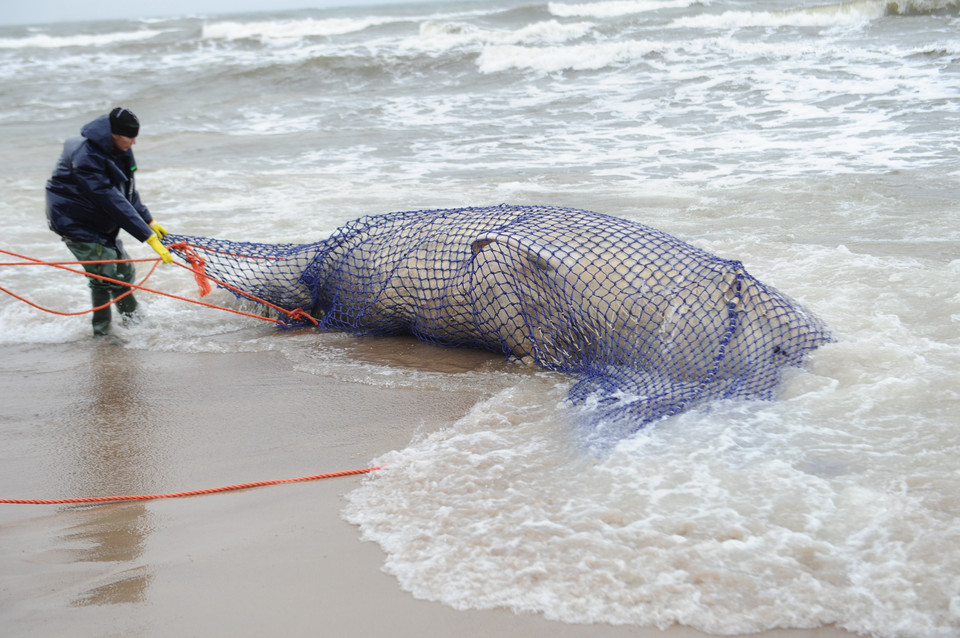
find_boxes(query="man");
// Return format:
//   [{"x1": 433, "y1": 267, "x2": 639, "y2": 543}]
[{"x1": 46, "y1": 107, "x2": 173, "y2": 339}]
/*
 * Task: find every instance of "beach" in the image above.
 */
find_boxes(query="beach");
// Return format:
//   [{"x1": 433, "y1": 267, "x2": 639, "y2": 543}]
[
  {"x1": 0, "y1": 341, "x2": 857, "y2": 638},
  {"x1": 1, "y1": 0, "x2": 958, "y2": 634}
]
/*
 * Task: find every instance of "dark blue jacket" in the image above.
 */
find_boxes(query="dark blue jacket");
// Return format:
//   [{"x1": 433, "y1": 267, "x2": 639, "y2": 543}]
[{"x1": 45, "y1": 114, "x2": 154, "y2": 247}]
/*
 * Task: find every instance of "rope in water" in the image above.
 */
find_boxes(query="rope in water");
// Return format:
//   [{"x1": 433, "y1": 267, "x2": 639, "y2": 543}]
[
  {"x1": 0, "y1": 245, "x2": 318, "y2": 326},
  {"x1": 0, "y1": 467, "x2": 382, "y2": 505}
]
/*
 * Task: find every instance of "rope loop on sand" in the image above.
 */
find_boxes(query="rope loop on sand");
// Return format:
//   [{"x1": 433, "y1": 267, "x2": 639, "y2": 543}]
[{"x1": 0, "y1": 467, "x2": 381, "y2": 505}]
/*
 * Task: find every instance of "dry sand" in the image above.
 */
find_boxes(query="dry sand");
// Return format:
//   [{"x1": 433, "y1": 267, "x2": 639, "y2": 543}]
[{"x1": 0, "y1": 342, "x2": 856, "y2": 638}]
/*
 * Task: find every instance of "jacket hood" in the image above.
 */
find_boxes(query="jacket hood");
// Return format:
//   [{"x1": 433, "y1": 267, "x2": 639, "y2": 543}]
[{"x1": 80, "y1": 114, "x2": 116, "y2": 153}]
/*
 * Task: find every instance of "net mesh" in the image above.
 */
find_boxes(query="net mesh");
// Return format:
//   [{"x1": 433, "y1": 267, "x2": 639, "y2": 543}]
[{"x1": 165, "y1": 204, "x2": 832, "y2": 433}]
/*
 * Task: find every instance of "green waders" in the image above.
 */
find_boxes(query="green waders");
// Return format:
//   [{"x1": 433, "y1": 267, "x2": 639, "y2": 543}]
[{"x1": 63, "y1": 239, "x2": 138, "y2": 337}]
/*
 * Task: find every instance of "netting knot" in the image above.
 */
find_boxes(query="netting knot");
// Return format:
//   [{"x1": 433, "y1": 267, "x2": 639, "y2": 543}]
[{"x1": 278, "y1": 307, "x2": 318, "y2": 327}]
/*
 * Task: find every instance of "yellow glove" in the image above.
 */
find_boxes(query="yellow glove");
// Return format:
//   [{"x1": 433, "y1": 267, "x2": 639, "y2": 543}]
[
  {"x1": 146, "y1": 234, "x2": 173, "y2": 264},
  {"x1": 150, "y1": 220, "x2": 169, "y2": 239}
]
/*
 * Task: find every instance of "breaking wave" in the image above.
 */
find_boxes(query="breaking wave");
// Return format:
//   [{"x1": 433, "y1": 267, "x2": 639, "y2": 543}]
[{"x1": 672, "y1": 0, "x2": 959, "y2": 28}]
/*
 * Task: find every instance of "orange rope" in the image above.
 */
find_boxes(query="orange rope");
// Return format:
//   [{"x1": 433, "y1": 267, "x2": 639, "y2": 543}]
[
  {"x1": 1, "y1": 248, "x2": 371, "y2": 505},
  {"x1": 0, "y1": 258, "x2": 159, "y2": 266},
  {"x1": 0, "y1": 247, "x2": 318, "y2": 327},
  {"x1": 0, "y1": 256, "x2": 160, "y2": 316},
  {"x1": 0, "y1": 466, "x2": 381, "y2": 505},
  {"x1": 168, "y1": 241, "x2": 212, "y2": 297}
]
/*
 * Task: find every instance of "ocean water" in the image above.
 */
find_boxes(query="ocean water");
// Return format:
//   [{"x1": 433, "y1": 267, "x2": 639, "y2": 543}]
[{"x1": 1, "y1": 0, "x2": 959, "y2": 635}]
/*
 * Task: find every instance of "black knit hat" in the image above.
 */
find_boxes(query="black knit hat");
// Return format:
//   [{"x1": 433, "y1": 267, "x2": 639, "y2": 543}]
[{"x1": 109, "y1": 107, "x2": 140, "y2": 138}]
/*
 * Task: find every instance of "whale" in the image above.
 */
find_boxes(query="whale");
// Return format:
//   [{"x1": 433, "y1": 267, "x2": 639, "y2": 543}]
[{"x1": 166, "y1": 204, "x2": 833, "y2": 433}]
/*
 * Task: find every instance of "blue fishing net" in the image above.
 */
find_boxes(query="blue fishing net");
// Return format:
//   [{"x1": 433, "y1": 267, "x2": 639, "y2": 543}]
[{"x1": 164, "y1": 204, "x2": 832, "y2": 433}]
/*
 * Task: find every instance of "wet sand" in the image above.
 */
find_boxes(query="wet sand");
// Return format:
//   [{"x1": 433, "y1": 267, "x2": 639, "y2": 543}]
[{"x1": 0, "y1": 342, "x2": 855, "y2": 638}]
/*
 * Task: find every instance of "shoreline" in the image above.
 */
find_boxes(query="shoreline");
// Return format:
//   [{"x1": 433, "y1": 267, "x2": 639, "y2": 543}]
[{"x1": 0, "y1": 342, "x2": 856, "y2": 637}]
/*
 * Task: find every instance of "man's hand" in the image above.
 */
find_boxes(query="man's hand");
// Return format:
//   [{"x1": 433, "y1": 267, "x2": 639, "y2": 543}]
[
  {"x1": 150, "y1": 220, "x2": 169, "y2": 239},
  {"x1": 146, "y1": 234, "x2": 173, "y2": 264}
]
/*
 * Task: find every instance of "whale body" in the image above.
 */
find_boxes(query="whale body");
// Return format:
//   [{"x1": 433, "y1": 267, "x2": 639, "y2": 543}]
[{"x1": 166, "y1": 205, "x2": 833, "y2": 433}]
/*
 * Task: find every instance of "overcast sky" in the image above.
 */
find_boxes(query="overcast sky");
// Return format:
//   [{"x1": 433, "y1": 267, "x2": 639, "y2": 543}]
[{"x1": 1, "y1": 0, "x2": 423, "y2": 26}]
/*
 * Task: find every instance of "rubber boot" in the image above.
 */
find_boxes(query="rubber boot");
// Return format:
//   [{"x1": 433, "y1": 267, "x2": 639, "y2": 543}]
[
  {"x1": 91, "y1": 288, "x2": 113, "y2": 337},
  {"x1": 115, "y1": 290, "x2": 139, "y2": 322},
  {"x1": 112, "y1": 248, "x2": 139, "y2": 324}
]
